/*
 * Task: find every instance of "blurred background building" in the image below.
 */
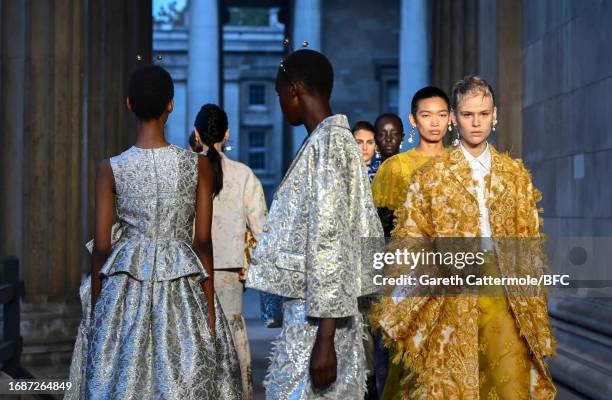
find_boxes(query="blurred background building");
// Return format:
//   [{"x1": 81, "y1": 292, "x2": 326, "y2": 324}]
[{"x1": 0, "y1": 0, "x2": 611, "y2": 398}]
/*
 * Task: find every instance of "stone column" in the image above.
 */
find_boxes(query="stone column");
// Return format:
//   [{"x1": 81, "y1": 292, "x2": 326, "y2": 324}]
[
  {"x1": 496, "y1": 0, "x2": 522, "y2": 157},
  {"x1": 223, "y1": 79, "x2": 241, "y2": 160},
  {"x1": 430, "y1": 0, "x2": 478, "y2": 94},
  {"x1": 188, "y1": 0, "x2": 220, "y2": 124},
  {"x1": 398, "y1": 0, "x2": 431, "y2": 144},
  {"x1": 0, "y1": 0, "x2": 152, "y2": 376},
  {"x1": 290, "y1": 0, "x2": 321, "y2": 156}
]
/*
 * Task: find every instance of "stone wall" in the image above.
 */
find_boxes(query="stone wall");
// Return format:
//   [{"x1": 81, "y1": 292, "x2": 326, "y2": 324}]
[
  {"x1": 522, "y1": 1, "x2": 612, "y2": 398},
  {"x1": 321, "y1": 0, "x2": 400, "y2": 125},
  {"x1": 523, "y1": 0, "x2": 612, "y2": 237}
]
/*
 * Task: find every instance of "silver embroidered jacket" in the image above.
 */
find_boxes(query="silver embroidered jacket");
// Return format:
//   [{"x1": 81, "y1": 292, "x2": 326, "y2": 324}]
[{"x1": 246, "y1": 115, "x2": 383, "y2": 318}]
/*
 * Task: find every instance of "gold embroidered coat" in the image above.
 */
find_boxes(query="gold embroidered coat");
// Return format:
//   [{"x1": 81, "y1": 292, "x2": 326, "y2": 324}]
[{"x1": 371, "y1": 145, "x2": 556, "y2": 400}]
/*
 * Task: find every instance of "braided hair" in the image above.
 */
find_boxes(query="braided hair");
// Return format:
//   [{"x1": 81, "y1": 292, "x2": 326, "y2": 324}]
[{"x1": 193, "y1": 104, "x2": 227, "y2": 197}]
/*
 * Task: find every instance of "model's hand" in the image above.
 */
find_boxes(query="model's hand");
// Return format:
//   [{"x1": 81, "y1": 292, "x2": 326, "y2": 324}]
[{"x1": 310, "y1": 320, "x2": 337, "y2": 390}]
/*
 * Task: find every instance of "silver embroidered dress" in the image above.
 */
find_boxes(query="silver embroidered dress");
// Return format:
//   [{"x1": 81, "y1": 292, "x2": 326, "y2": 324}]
[
  {"x1": 66, "y1": 145, "x2": 242, "y2": 400},
  {"x1": 246, "y1": 115, "x2": 384, "y2": 399}
]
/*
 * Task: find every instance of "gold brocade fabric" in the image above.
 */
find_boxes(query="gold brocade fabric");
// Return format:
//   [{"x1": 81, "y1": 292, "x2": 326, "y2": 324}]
[
  {"x1": 370, "y1": 145, "x2": 557, "y2": 400},
  {"x1": 477, "y1": 255, "x2": 531, "y2": 400},
  {"x1": 371, "y1": 148, "x2": 433, "y2": 400},
  {"x1": 371, "y1": 148, "x2": 432, "y2": 210},
  {"x1": 239, "y1": 228, "x2": 257, "y2": 282}
]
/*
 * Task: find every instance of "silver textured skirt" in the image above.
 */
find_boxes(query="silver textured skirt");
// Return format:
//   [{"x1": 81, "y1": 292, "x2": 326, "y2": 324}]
[
  {"x1": 264, "y1": 299, "x2": 366, "y2": 400},
  {"x1": 65, "y1": 274, "x2": 242, "y2": 400}
]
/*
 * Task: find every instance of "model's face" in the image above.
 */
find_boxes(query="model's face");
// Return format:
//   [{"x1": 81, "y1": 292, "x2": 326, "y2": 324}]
[
  {"x1": 452, "y1": 93, "x2": 496, "y2": 147},
  {"x1": 375, "y1": 117, "x2": 403, "y2": 157},
  {"x1": 275, "y1": 74, "x2": 302, "y2": 126},
  {"x1": 353, "y1": 129, "x2": 376, "y2": 164},
  {"x1": 410, "y1": 97, "x2": 450, "y2": 143}
]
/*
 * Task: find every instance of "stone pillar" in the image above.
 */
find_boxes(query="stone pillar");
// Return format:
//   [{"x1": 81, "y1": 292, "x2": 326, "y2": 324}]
[
  {"x1": 431, "y1": 0, "x2": 478, "y2": 94},
  {"x1": 223, "y1": 79, "x2": 241, "y2": 160},
  {"x1": 496, "y1": 0, "x2": 522, "y2": 157},
  {"x1": 290, "y1": 0, "x2": 321, "y2": 156},
  {"x1": 430, "y1": 0, "x2": 478, "y2": 148},
  {"x1": 0, "y1": 0, "x2": 152, "y2": 376},
  {"x1": 398, "y1": 0, "x2": 431, "y2": 145},
  {"x1": 188, "y1": 0, "x2": 220, "y2": 124},
  {"x1": 477, "y1": 0, "x2": 499, "y2": 147}
]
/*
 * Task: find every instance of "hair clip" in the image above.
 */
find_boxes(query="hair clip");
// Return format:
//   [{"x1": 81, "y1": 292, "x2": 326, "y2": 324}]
[{"x1": 279, "y1": 37, "x2": 309, "y2": 74}]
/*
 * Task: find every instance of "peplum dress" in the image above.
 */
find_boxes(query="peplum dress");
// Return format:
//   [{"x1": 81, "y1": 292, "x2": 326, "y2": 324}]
[{"x1": 65, "y1": 144, "x2": 242, "y2": 400}]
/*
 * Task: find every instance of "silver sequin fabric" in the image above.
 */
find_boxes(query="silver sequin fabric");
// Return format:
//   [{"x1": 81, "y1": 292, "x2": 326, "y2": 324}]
[
  {"x1": 65, "y1": 145, "x2": 242, "y2": 400},
  {"x1": 246, "y1": 115, "x2": 383, "y2": 319},
  {"x1": 246, "y1": 115, "x2": 382, "y2": 399},
  {"x1": 264, "y1": 300, "x2": 366, "y2": 400}
]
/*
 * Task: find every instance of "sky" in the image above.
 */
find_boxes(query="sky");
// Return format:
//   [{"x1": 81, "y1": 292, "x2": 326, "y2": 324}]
[{"x1": 153, "y1": 0, "x2": 187, "y2": 19}]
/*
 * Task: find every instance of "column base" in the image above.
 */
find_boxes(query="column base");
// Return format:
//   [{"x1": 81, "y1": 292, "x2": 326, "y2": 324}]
[{"x1": 18, "y1": 301, "x2": 82, "y2": 379}]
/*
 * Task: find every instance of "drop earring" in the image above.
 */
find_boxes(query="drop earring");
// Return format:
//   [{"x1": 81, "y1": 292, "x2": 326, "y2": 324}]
[
  {"x1": 492, "y1": 120, "x2": 498, "y2": 132},
  {"x1": 408, "y1": 126, "x2": 416, "y2": 144},
  {"x1": 451, "y1": 126, "x2": 460, "y2": 146},
  {"x1": 448, "y1": 122, "x2": 452, "y2": 132},
  {"x1": 223, "y1": 140, "x2": 233, "y2": 152},
  {"x1": 375, "y1": 148, "x2": 381, "y2": 160}
]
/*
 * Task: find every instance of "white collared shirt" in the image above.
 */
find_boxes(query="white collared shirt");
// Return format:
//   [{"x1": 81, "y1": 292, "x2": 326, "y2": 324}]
[{"x1": 460, "y1": 142, "x2": 492, "y2": 238}]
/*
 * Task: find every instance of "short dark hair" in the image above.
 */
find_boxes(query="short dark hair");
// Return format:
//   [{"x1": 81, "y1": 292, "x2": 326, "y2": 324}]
[
  {"x1": 128, "y1": 65, "x2": 174, "y2": 120},
  {"x1": 411, "y1": 86, "x2": 450, "y2": 114},
  {"x1": 374, "y1": 113, "x2": 404, "y2": 133},
  {"x1": 451, "y1": 75, "x2": 496, "y2": 109},
  {"x1": 277, "y1": 49, "x2": 334, "y2": 99},
  {"x1": 352, "y1": 121, "x2": 376, "y2": 135}
]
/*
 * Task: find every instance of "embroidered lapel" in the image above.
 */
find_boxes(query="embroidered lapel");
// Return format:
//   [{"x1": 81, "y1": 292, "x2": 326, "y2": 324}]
[
  {"x1": 486, "y1": 145, "x2": 507, "y2": 208},
  {"x1": 448, "y1": 146, "x2": 478, "y2": 201}
]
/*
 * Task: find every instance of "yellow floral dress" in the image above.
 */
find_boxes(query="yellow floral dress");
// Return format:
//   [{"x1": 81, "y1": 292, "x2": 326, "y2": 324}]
[
  {"x1": 370, "y1": 145, "x2": 556, "y2": 400},
  {"x1": 370, "y1": 148, "x2": 434, "y2": 400},
  {"x1": 371, "y1": 148, "x2": 432, "y2": 210}
]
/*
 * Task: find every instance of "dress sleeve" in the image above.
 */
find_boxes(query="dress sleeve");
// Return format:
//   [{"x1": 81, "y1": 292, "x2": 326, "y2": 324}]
[
  {"x1": 305, "y1": 133, "x2": 359, "y2": 318},
  {"x1": 243, "y1": 170, "x2": 267, "y2": 241},
  {"x1": 371, "y1": 156, "x2": 409, "y2": 211},
  {"x1": 392, "y1": 169, "x2": 434, "y2": 238}
]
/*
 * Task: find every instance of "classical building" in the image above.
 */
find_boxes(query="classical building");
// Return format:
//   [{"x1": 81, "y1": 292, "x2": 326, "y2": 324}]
[{"x1": 153, "y1": 5, "x2": 286, "y2": 202}]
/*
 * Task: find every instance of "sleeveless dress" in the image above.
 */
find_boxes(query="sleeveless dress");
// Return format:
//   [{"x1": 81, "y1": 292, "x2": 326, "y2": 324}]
[{"x1": 65, "y1": 145, "x2": 242, "y2": 400}]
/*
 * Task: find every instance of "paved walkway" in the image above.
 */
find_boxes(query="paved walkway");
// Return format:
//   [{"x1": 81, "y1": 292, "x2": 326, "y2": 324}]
[
  {"x1": 23, "y1": 289, "x2": 589, "y2": 400},
  {"x1": 243, "y1": 289, "x2": 280, "y2": 400}
]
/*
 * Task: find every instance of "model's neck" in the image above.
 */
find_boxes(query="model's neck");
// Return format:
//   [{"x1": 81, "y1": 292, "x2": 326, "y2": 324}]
[
  {"x1": 135, "y1": 119, "x2": 168, "y2": 148},
  {"x1": 416, "y1": 139, "x2": 445, "y2": 157},
  {"x1": 303, "y1": 101, "x2": 333, "y2": 134},
  {"x1": 461, "y1": 139, "x2": 488, "y2": 158}
]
